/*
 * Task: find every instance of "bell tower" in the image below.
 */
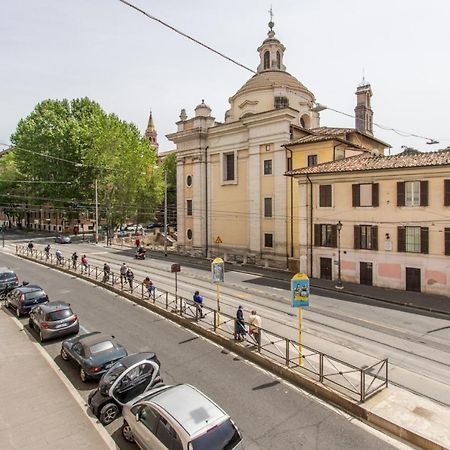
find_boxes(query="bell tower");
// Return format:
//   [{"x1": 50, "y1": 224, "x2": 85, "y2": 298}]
[
  {"x1": 144, "y1": 110, "x2": 158, "y2": 148},
  {"x1": 354, "y1": 78, "x2": 373, "y2": 135}
]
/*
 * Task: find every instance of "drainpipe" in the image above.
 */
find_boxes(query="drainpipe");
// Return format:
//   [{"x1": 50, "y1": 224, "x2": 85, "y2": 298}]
[
  {"x1": 285, "y1": 147, "x2": 294, "y2": 259},
  {"x1": 204, "y1": 145, "x2": 209, "y2": 258},
  {"x1": 306, "y1": 174, "x2": 313, "y2": 277}
]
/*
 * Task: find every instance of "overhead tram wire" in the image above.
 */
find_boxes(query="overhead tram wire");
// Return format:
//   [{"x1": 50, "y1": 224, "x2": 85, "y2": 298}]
[{"x1": 117, "y1": 0, "x2": 449, "y2": 145}]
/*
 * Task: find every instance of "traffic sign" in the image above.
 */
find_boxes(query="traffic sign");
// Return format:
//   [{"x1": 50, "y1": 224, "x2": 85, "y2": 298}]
[
  {"x1": 291, "y1": 272, "x2": 310, "y2": 308},
  {"x1": 215, "y1": 236, "x2": 223, "y2": 244},
  {"x1": 211, "y1": 257, "x2": 224, "y2": 283}
]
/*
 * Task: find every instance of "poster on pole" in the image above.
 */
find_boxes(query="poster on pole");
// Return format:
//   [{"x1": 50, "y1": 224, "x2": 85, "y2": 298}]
[
  {"x1": 291, "y1": 272, "x2": 310, "y2": 308},
  {"x1": 211, "y1": 257, "x2": 224, "y2": 283}
]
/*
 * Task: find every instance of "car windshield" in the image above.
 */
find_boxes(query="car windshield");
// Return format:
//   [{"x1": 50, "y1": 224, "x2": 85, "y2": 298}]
[
  {"x1": 191, "y1": 419, "x2": 241, "y2": 450},
  {"x1": 102, "y1": 362, "x2": 126, "y2": 387},
  {"x1": 89, "y1": 340, "x2": 114, "y2": 355},
  {"x1": 0, "y1": 272, "x2": 15, "y2": 280},
  {"x1": 23, "y1": 291, "x2": 46, "y2": 305},
  {"x1": 47, "y1": 309, "x2": 73, "y2": 321}
]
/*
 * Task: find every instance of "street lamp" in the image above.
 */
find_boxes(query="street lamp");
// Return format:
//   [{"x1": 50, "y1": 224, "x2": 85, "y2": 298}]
[{"x1": 335, "y1": 221, "x2": 343, "y2": 290}]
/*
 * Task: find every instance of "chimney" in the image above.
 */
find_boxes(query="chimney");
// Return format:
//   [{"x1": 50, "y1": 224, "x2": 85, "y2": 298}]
[{"x1": 354, "y1": 79, "x2": 373, "y2": 135}]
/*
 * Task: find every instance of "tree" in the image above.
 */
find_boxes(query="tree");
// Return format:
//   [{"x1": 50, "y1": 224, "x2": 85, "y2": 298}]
[{"x1": 8, "y1": 98, "x2": 164, "y2": 228}]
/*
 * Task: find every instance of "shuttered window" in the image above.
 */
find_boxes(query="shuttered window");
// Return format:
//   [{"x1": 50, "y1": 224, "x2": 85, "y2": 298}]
[
  {"x1": 319, "y1": 185, "x2": 332, "y2": 207},
  {"x1": 398, "y1": 226, "x2": 428, "y2": 253},
  {"x1": 314, "y1": 224, "x2": 337, "y2": 247},
  {"x1": 186, "y1": 200, "x2": 192, "y2": 216},
  {"x1": 354, "y1": 225, "x2": 378, "y2": 250},
  {"x1": 444, "y1": 180, "x2": 450, "y2": 206},
  {"x1": 398, "y1": 181, "x2": 428, "y2": 207},
  {"x1": 352, "y1": 183, "x2": 379, "y2": 207},
  {"x1": 445, "y1": 228, "x2": 450, "y2": 255},
  {"x1": 223, "y1": 153, "x2": 235, "y2": 181}
]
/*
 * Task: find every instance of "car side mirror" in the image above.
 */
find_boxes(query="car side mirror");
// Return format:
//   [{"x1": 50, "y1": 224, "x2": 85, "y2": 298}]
[{"x1": 135, "y1": 412, "x2": 140, "y2": 422}]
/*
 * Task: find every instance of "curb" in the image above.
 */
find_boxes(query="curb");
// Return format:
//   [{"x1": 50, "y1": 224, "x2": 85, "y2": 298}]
[
  {"x1": 16, "y1": 252, "x2": 447, "y2": 450},
  {"x1": 7, "y1": 307, "x2": 118, "y2": 450}
]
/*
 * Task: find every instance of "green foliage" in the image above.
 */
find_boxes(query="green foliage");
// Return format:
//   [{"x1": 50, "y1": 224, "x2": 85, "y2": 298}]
[
  {"x1": 161, "y1": 152, "x2": 177, "y2": 204},
  {"x1": 6, "y1": 97, "x2": 164, "y2": 227}
]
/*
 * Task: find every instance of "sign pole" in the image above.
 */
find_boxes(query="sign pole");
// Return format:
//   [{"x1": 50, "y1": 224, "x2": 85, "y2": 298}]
[
  {"x1": 211, "y1": 257, "x2": 224, "y2": 329},
  {"x1": 298, "y1": 307, "x2": 302, "y2": 367},
  {"x1": 216, "y1": 283, "x2": 221, "y2": 328}
]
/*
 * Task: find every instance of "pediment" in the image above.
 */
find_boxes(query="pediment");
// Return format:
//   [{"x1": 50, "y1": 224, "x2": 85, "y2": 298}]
[{"x1": 238, "y1": 99, "x2": 259, "y2": 110}]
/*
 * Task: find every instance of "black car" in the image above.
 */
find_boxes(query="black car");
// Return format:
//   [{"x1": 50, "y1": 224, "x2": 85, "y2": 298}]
[
  {"x1": 60, "y1": 332, "x2": 127, "y2": 382},
  {"x1": 5, "y1": 285, "x2": 49, "y2": 317},
  {"x1": 88, "y1": 352, "x2": 162, "y2": 425},
  {"x1": 0, "y1": 267, "x2": 19, "y2": 297}
]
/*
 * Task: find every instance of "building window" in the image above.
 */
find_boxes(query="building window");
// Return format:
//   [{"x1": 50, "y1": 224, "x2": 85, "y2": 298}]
[
  {"x1": 264, "y1": 51, "x2": 270, "y2": 69},
  {"x1": 398, "y1": 226, "x2": 428, "y2": 254},
  {"x1": 263, "y1": 159, "x2": 272, "y2": 175},
  {"x1": 354, "y1": 225, "x2": 378, "y2": 250},
  {"x1": 319, "y1": 185, "x2": 332, "y2": 207},
  {"x1": 274, "y1": 96, "x2": 289, "y2": 109},
  {"x1": 186, "y1": 200, "x2": 192, "y2": 216},
  {"x1": 314, "y1": 224, "x2": 337, "y2": 248},
  {"x1": 223, "y1": 152, "x2": 235, "y2": 181},
  {"x1": 276, "y1": 50, "x2": 281, "y2": 69},
  {"x1": 186, "y1": 175, "x2": 192, "y2": 187},
  {"x1": 264, "y1": 198, "x2": 272, "y2": 218},
  {"x1": 444, "y1": 180, "x2": 450, "y2": 206},
  {"x1": 352, "y1": 183, "x2": 379, "y2": 207},
  {"x1": 264, "y1": 233, "x2": 273, "y2": 248},
  {"x1": 397, "y1": 181, "x2": 428, "y2": 207},
  {"x1": 265, "y1": 144, "x2": 271, "y2": 152},
  {"x1": 307, "y1": 155, "x2": 318, "y2": 167},
  {"x1": 445, "y1": 228, "x2": 450, "y2": 255},
  {"x1": 186, "y1": 229, "x2": 192, "y2": 240}
]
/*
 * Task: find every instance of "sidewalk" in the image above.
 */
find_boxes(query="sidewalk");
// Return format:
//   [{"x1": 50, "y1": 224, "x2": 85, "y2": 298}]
[{"x1": 0, "y1": 308, "x2": 116, "y2": 450}]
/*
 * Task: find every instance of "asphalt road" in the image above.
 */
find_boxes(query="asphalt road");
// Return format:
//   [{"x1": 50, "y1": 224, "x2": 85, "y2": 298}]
[{"x1": 0, "y1": 250, "x2": 409, "y2": 449}]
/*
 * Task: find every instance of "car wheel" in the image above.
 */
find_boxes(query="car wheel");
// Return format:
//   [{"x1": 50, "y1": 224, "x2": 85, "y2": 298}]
[
  {"x1": 99, "y1": 403, "x2": 119, "y2": 425},
  {"x1": 39, "y1": 330, "x2": 45, "y2": 343},
  {"x1": 16, "y1": 307, "x2": 21, "y2": 318},
  {"x1": 80, "y1": 368, "x2": 88, "y2": 383},
  {"x1": 122, "y1": 421, "x2": 135, "y2": 443},
  {"x1": 60, "y1": 348, "x2": 69, "y2": 361}
]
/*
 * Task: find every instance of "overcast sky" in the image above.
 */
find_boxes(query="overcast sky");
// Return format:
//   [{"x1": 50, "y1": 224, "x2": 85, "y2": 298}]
[{"x1": 1, "y1": 0, "x2": 450, "y2": 154}]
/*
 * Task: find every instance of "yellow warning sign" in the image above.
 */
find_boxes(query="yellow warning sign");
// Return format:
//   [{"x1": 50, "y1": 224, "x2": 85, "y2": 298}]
[{"x1": 215, "y1": 236, "x2": 223, "y2": 244}]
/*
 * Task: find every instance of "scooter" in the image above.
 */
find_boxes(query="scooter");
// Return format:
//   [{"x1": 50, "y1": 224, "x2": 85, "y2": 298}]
[{"x1": 134, "y1": 251, "x2": 146, "y2": 260}]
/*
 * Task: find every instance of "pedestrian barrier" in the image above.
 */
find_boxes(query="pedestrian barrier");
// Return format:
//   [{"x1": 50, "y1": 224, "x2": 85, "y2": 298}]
[{"x1": 16, "y1": 245, "x2": 388, "y2": 403}]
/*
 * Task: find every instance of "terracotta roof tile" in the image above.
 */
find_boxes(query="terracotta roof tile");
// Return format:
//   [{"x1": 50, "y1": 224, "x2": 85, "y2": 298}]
[{"x1": 286, "y1": 148, "x2": 450, "y2": 176}]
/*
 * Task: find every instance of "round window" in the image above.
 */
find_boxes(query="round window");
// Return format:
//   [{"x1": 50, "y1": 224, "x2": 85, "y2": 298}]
[
  {"x1": 187, "y1": 229, "x2": 193, "y2": 240},
  {"x1": 186, "y1": 175, "x2": 192, "y2": 187}
]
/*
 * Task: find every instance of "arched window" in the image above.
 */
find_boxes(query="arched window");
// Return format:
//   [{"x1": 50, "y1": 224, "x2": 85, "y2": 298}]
[
  {"x1": 300, "y1": 114, "x2": 311, "y2": 129},
  {"x1": 264, "y1": 51, "x2": 270, "y2": 69},
  {"x1": 276, "y1": 51, "x2": 281, "y2": 69}
]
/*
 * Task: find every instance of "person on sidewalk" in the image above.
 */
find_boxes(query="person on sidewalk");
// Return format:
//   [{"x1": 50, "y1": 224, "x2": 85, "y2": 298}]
[
  {"x1": 55, "y1": 249, "x2": 63, "y2": 265},
  {"x1": 44, "y1": 244, "x2": 50, "y2": 260},
  {"x1": 71, "y1": 252, "x2": 78, "y2": 269},
  {"x1": 27, "y1": 241, "x2": 34, "y2": 254},
  {"x1": 193, "y1": 290, "x2": 205, "y2": 319},
  {"x1": 135, "y1": 238, "x2": 141, "y2": 248},
  {"x1": 120, "y1": 263, "x2": 128, "y2": 285},
  {"x1": 143, "y1": 276, "x2": 155, "y2": 298},
  {"x1": 248, "y1": 310, "x2": 262, "y2": 347},
  {"x1": 81, "y1": 254, "x2": 88, "y2": 272},
  {"x1": 126, "y1": 268, "x2": 134, "y2": 290},
  {"x1": 103, "y1": 263, "x2": 111, "y2": 282},
  {"x1": 235, "y1": 305, "x2": 246, "y2": 341}
]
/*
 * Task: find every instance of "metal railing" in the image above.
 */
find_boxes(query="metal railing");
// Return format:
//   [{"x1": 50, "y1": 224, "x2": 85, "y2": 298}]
[{"x1": 16, "y1": 245, "x2": 388, "y2": 402}]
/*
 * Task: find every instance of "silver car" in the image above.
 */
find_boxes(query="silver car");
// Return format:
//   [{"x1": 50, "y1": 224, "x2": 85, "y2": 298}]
[
  {"x1": 29, "y1": 301, "x2": 79, "y2": 342},
  {"x1": 55, "y1": 235, "x2": 71, "y2": 244},
  {"x1": 121, "y1": 384, "x2": 244, "y2": 450}
]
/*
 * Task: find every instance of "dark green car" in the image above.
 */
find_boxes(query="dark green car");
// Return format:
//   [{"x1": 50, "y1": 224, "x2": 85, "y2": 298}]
[{"x1": 60, "y1": 332, "x2": 127, "y2": 382}]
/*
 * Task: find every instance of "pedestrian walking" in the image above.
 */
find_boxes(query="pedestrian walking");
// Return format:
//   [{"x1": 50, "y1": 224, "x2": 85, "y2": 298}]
[
  {"x1": 143, "y1": 276, "x2": 155, "y2": 298},
  {"x1": 193, "y1": 290, "x2": 205, "y2": 319},
  {"x1": 126, "y1": 268, "x2": 134, "y2": 290},
  {"x1": 234, "y1": 305, "x2": 246, "y2": 340},
  {"x1": 27, "y1": 241, "x2": 34, "y2": 254},
  {"x1": 71, "y1": 252, "x2": 78, "y2": 269},
  {"x1": 248, "y1": 310, "x2": 262, "y2": 347},
  {"x1": 44, "y1": 244, "x2": 50, "y2": 260},
  {"x1": 55, "y1": 249, "x2": 63, "y2": 265},
  {"x1": 120, "y1": 263, "x2": 128, "y2": 285},
  {"x1": 103, "y1": 263, "x2": 111, "y2": 282},
  {"x1": 135, "y1": 238, "x2": 141, "y2": 248},
  {"x1": 81, "y1": 254, "x2": 88, "y2": 272}
]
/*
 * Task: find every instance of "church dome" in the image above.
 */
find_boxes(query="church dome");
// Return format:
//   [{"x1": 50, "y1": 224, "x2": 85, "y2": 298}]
[{"x1": 231, "y1": 70, "x2": 313, "y2": 100}]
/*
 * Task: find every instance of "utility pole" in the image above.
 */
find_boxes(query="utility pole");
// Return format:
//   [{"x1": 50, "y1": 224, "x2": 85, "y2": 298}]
[
  {"x1": 95, "y1": 179, "x2": 99, "y2": 244},
  {"x1": 164, "y1": 170, "x2": 168, "y2": 257}
]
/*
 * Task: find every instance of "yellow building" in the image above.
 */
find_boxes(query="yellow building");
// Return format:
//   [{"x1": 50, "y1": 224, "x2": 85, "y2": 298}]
[
  {"x1": 287, "y1": 148, "x2": 450, "y2": 296},
  {"x1": 167, "y1": 20, "x2": 389, "y2": 268}
]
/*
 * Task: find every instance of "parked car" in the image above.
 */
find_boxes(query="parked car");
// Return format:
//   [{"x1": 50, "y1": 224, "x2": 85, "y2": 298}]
[
  {"x1": 88, "y1": 352, "x2": 163, "y2": 425},
  {"x1": 29, "y1": 301, "x2": 79, "y2": 342},
  {"x1": 55, "y1": 235, "x2": 71, "y2": 244},
  {"x1": 0, "y1": 267, "x2": 19, "y2": 297},
  {"x1": 146, "y1": 223, "x2": 163, "y2": 230},
  {"x1": 5, "y1": 284, "x2": 49, "y2": 317},
  {"x1": 60, "y1": 332, "x2": 127, "y2": 382},
  {"x1": 121, "y1": 384, "x2": 244, "y2": 450}
]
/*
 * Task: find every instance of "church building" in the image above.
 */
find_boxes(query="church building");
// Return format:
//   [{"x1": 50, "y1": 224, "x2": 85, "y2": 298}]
[{"x1": 167, "y1": 19, "x2": 389, "y2": 270}]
